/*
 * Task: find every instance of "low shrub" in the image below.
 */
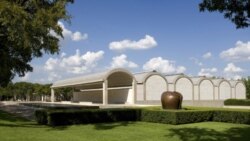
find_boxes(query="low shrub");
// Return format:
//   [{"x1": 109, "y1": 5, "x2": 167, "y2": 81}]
[
  {"x1": 47, "y1": 108, "x2": 141, "y2": 126},
  {"x1": 35, "y1": 107, "x2": 250, "y2": 126},
  {"x1": 175, "y1": 110, "x2": 213, "y2": 124},
  {"x1": 224, "y1": 99, "x2": 250, "y2": 106},
  {"x1": 141, "y1": 110, "x2": 176, "y2": 124},
  {"x1": 213, "y1": 110, "x2": 250, "y2": 124},
  {"x1": 35, "y1": 110, "x2": 48, "y2": 125},
  {"x1": 141, "y1": 110, "x2": 213, "y2": 125}
]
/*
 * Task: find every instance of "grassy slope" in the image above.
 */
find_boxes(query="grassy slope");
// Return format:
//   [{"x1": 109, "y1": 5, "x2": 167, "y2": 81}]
[{"x1": 1, "y1": 110, "x2": 250, "y2": 141}]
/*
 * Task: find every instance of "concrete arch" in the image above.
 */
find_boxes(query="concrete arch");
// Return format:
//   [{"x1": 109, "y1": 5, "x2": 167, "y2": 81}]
[
  {"x1": 199, "y1": 79, "x2": 214, "y2": 100},
  {"x1": 174, "y1": 75, "x2": 194, "y2": 100},
  {"x1": 218, "y1": 80, "x2": 232, "y2": 100},
  {"x1": 235, "y1": 82, "x2": 246, "y2": 99},
  {"x1": 144, "y1": 73, "x2": 168, "y2": 100}
]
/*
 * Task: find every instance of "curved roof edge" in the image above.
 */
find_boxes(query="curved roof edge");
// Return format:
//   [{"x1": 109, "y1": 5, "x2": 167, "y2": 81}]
[
  {"x1": 134, "y1": 71, "x2": 167, "y2": 84},
  {"x1": 52, "y1": 68, "x2": 134, "y2": 88}
]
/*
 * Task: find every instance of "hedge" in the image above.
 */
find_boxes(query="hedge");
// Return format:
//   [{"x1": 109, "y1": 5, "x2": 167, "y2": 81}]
[
  {"x1": 35, "y1": 108, "x2": 250, "y2": 126},
  {"x1": 224, "y1": 99, "x2": 250, "y2": 106},
  {"x1": 213, "y1": 110, "x2": 250, "y2": 124},
  {"x1": 36, "y1": 109, "x2": 141, "y2": 126},
  {"x1": 141, "y1": 110, "x2": 213, "y2": 125}
]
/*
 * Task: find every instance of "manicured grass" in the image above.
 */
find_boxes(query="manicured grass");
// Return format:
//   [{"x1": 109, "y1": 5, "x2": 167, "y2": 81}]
[{"x1": 1, "y1": 110, "x2": 250, "y2": 141}]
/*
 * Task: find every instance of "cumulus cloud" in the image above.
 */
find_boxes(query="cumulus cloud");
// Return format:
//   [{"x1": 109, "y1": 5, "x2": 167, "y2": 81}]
[
  {"x1": 202, "y1": 52, "x2": 212, "y2": 59},
  {"x1": 110, "y1": 54, "x2": 138, "y2": 68},
  {"x1": 223, "y1": 63, "x2": 244, "y2": 80},
  {"x1": 198, "y1": 67, "x2": 217, "y2": 77},
  {"x1": 224, "y1": 63, "x2": 243, "y2": 73},
  {"x1": 109, "y1": 35, "x2": 157, "y2": 51},
  {"x1": 220, "y1": 41, "x2": 250, "y2": 61},
  {"x1": 44, "y1": 50, "x2": 104, "y2": 81},
  {"x1": 51, "y1": 22, "x2": 88, "y2": 41},
  {"x1": 190, "y1": 57, "x2": 203, "y2": 66},
  {"x1": 143, "y1": 57, "x2": 186, "y2": 74}
]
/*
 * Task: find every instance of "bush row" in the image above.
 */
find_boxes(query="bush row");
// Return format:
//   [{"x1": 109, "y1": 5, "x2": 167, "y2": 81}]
[
  {"x1": 35, "y1": 109, "x2": 141, "y2": 126},
  {"x1": 224, "y1": 99, "x2": 250, "y2": 106},
  {"x1": 35, "y1": 108, "x2": 250, "y2": 126}
]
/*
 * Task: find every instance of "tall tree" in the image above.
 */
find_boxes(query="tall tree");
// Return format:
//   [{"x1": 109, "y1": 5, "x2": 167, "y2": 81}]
[
  {"x1": 242, "y1": 77, "x2": 250, "y2": 99},
  {"x1": 0, "y1": 0, "x2": 74, "y2": 87},
  {"x1": 199, "y1": 0, "x2": 250, "y2": 29}
]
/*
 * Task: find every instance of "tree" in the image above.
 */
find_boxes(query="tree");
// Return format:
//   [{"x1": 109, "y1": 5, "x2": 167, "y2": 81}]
[
  {"x1": 199, "y1": 0, "x2": 250, "y2": 29},
  {"x1": 0, "y1": 0, "x2": 74, "y2": 87},
  {"x1": 242, "y1": 77, "x2": 250, "y2": 99}
]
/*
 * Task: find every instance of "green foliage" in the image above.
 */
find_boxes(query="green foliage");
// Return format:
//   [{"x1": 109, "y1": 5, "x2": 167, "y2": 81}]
[
  {"x1": 199, "y1": 0, "x2": 250, "y2": 29},
  {"x1": 0, "y1": 82, "x2": 52, "y2": 101},
  {"x1": 242, "y1": 77, "x2": 250, "y2": 99},
  {"x1": 35, "y1": 109, "x2": 141, "y2": 126},
  {"x1": 36, "y1": 108, "x2": 250, "y2": 126},
  {"x1": 213, "y1": 110, "x2": 250, "y2": 124},
  {"x1": 35, "y1": 110, "x2": 48, "y2": 125},
  {"x1": 224, "y1": 99, "x2": 250, "y2": 106},
  {"x1": 140, "y1": 110, "x2": 176, "y2": 124},
  {"x1": 0, "y1": 0, "x2": 74, "y2": 87},
  {"x1": 141, "y1": 110, "x2": 213, "y2": 125}
]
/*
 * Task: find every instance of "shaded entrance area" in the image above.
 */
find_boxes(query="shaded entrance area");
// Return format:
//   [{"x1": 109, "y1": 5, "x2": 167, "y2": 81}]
[{"x1": 51, "y1": 68, "x2": 136, "y2": 105}]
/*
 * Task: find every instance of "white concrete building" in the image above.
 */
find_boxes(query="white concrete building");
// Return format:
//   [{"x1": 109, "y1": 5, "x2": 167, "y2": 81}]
[
  {"x1": 134, "y1": 71, "x2": 168, "y2": 102},
  {"x1": 165, "y1": 74, "x2": 194, "y2": 101},
  {"x1": 230, "y1": 80, "x2": 246, "y2": 99},
  {"x1": 212, "y1": 79, "x2": 232, "y2": 100},
  {"x1": 191, "y1": 77, "x2": 214, "y2": 100},
  {"x1": 51, "y1": 68, "x2": 246, "y2": 106},
  {"x1": 51, "y1": 68, "x2": 136, "y2": 105}
]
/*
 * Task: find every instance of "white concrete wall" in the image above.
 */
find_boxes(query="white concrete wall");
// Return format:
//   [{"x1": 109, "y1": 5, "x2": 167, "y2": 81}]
[
  {"x1": 168, "y1": 84, "x2": 175, "y2": 91},
  {"x1": 136, "y1": 84, "x2": 144, "y2": 101},
  {"x1": 108, "y1": 89, "x2": 132, "y2": 104},
  {"x1": 231, "y1": 87, "x2": 236, "y2": 98},
  {"x1": 235, "y1": 83, "x2": 246, "y2": 99},
  {"x1": 193, "y1": 85, "x2": 199, "y2": 100},
  {"x1": 145, "y1": 75, "x2": 167, "y2": 100},
  {"x1": 73, "y1": 91, "x2": 102, "y2": 103},
  {"x1": 175, "y1": 78, "x2": 193, "y2": 100},
  {"x1": 219, "y1": 81, "x2": 231, "y2": 100},
  {"x1": 199, "y1": 80, "x2": 214, "y2": 100},
  {"x1": 214, "y1": 86, "x2": 219, "y2": 100}
]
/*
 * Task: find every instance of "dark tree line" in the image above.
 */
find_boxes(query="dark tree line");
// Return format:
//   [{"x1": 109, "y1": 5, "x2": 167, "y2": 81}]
[{"x1": 0, "y1": 82, "x2": 73, "y2": 101}]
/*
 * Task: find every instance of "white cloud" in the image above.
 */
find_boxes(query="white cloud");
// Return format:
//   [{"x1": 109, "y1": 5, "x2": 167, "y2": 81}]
[
  {"x1": 233, "y1": 75, "x2": 242, "y2": 80},
  {"x1": 109, "y1": 35, "x2": 157, "y2": 51},
  {"x1": 111, "y1": 54, "x2": 138, "y2": 68},
  {"x1": 190, "y1": 57, "x2": 203, "y2": 66},
  {"x1": 143, "y1": 57, "x2": 186, "y2": 74},
  {"x1": 198, "y1": 67, "x2": 217, "y2": 77},
  {"x1": 202, "y1": 52, "x2": 212, "y2": 59},
  {"x1": 44, "y1": 50, "x2": 104, "y2": 81},
  {"x1": 224, "y1": 63, "x2": 243, "y2": 73},
  {"x1": 220, "y1": 41, "x2": 250, "y2": 61},
  {"x1": 51, "y1": 22, "x2": 88, "y2": 41}
]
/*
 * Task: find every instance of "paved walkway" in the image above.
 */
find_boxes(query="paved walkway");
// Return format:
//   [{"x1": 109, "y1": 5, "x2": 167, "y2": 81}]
[{"x1": 0, "y1": 102, "x2": 38, "y2": 121}]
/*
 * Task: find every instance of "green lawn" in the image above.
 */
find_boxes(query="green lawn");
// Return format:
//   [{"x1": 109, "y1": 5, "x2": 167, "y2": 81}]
[{"x1": 1, "y1": 110, "x2": 250, "y2": 141}]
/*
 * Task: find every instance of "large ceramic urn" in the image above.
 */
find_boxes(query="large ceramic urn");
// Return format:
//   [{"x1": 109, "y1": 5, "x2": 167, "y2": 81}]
[{"x1": 161, "y1": 91, "x2": 183, "y2": 109}]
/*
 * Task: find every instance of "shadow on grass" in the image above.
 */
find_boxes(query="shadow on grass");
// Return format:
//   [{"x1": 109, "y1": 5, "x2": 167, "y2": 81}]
[
  {"x1": 94, "y1": 122, "x2": 134, "y2": 130},
  {"x1": 166, "y1": 125, "x2": 250, "y2": 141}
]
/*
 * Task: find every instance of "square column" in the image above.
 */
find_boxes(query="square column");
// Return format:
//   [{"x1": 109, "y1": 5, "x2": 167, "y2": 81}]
[
  {"x1": 51, "y1": 88, "x2": 55, "y2": 102},
  {"x1": 103, "y1": 80, "x2": 108, "y2": 105},
  {"x1": 132, "y1": 79, "x2": 136, "y2": 104}
]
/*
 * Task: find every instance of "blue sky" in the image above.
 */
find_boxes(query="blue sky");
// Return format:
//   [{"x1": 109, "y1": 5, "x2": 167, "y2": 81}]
[{"x1": 15, "y1": 0, "x2": 250, "y2": 83}]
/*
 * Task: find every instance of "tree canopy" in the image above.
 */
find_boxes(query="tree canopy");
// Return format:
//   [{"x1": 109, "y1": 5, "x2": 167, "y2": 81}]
[
  {"x1": 0, "y1": 0, "x2": 74, "y2": 87},
  {"x1": 199, "y1": 0, "x2": 250, "y2": 29}
]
